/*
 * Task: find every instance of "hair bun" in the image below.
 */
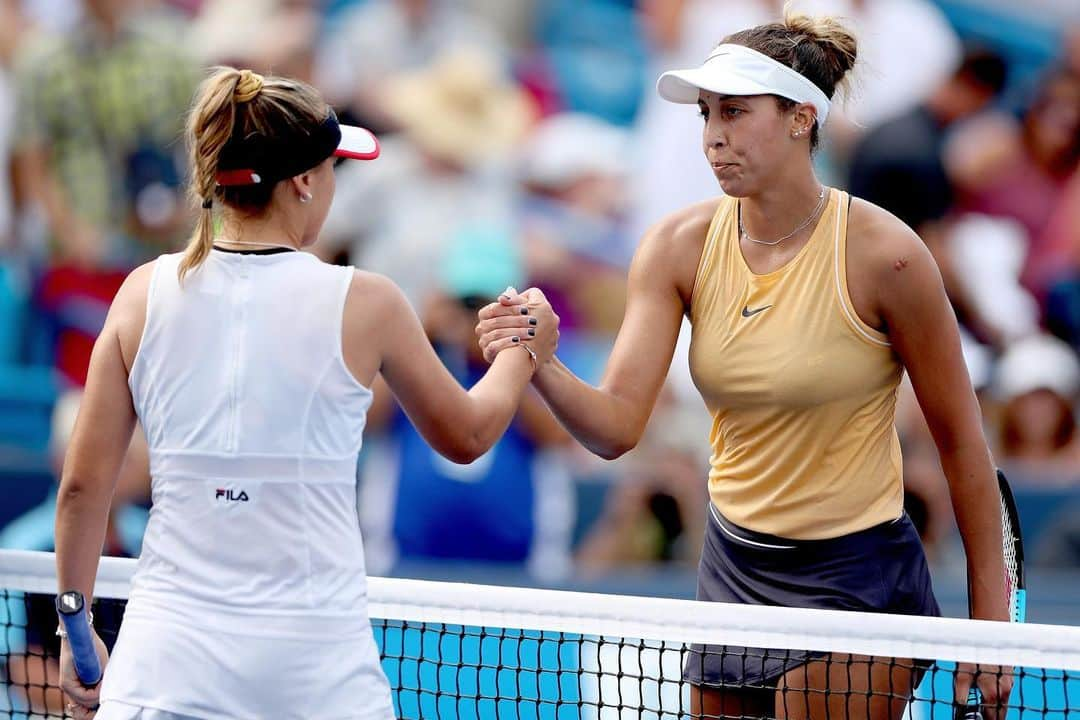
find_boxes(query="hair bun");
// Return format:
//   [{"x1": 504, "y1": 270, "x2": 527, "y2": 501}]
[
  {"x1": 783, "y1": 9, "x2": 857, "y2": 81},
  {"x1": 235, "y1": 69, "x2": 265, "y2": 103}
]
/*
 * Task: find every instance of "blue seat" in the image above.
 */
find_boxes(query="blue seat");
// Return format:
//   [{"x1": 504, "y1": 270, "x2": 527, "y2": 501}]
[
  {"x1": 0, "y1": 364, "x2": 57, "y2": 454},
  {"x1": 533, "y1": 0, "x2": 647, "y2": 126},
  {"x1": 0, "y1": 262, "x2": 26, "y2": 366}
]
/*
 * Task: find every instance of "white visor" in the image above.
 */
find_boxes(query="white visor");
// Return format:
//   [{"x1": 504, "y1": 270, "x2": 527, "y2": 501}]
[
  {"x1": 657, "y1": 44, "x2": 831, "y2": 125},
  {"x1": 334, "y1": 124, "x2": 380, "y2": 160}
]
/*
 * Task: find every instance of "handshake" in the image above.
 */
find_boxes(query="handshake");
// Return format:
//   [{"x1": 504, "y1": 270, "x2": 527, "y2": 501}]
[{"x1": 473, "y1": 286, "x2": 561, "y2": 371}]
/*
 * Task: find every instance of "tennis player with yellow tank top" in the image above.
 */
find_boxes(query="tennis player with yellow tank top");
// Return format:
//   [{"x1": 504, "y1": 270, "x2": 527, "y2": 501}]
[{"x1": 479, "y1": 9, "x2": 1013, "y2": 720}]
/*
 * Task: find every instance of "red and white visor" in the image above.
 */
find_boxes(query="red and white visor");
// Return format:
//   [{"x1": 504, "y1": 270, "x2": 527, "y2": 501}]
[{"x1": 335, "y1": 124, "x2": 380, "y2": 161}]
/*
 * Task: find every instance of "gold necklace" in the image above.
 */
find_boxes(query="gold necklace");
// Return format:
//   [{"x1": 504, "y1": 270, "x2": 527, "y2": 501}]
[
  {"x1": 214, "y1": 238, "x2": 300, "y2": 252},
  {"x1": 739, "y1": 187, "x2": 827, "y2": 246}
]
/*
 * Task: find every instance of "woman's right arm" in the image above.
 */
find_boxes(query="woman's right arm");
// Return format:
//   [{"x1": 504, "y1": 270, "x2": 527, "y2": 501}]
[
  {"x1": 478, "y1": 208, "x2": 706, "y2": 460},
  {"x1": 344, "y1": 271, "x2": 557, "y2": 464}
]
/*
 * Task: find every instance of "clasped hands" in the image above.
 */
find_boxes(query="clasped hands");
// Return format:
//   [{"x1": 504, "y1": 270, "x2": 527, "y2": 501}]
[{"x1": 475, "y1": 286, "x2": 560, "y2": 371}]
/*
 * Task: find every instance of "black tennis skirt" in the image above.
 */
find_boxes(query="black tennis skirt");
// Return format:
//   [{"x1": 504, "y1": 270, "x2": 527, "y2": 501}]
[{"x1": 683, "y1": 503, "x2": 941, "y2": 688}]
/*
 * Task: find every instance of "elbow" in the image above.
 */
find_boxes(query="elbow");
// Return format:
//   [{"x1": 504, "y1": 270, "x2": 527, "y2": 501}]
[
  {"x1": 593, "y1": 435, "x2": 639, "y2": 461},
  {"x1": 55, "y1": 476, "x2": 97, "y2": 515},
  {"x1": 57, "y1": 468, "x2": 112, "y2": 510},
  {"x1": 444, "y1": 446, "x2": 483, "y2": 465},
  {"x1": 928, "y1": 424, "x2": 988, "y2": 459},
  {"x1": 441, "y1": 434, "x2": 489, "y2": 465},
  {"x1": 586, "y1": 415, "x2": 644, "y2": 460},
  {"x1": 588, "y1": 402, "x2": 646, "y2": 460},
  {"x1": 57, "y1": 474, "x2": 89, "y2": 504}
]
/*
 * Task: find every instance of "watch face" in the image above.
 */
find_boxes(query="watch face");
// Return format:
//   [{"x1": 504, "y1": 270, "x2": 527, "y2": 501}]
[{"x1": 57, "y1": 591, "x2": 84, "y2": 615}]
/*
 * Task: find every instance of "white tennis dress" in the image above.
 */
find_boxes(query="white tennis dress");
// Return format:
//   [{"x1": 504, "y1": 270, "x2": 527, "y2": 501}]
[{"x1": 97, "y1": 249, "x2": 394, "y2": 720}]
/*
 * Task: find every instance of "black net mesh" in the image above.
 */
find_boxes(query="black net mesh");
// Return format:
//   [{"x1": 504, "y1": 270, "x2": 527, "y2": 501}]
[{"x1": 2, "y1": 588, "x2": 1076, "y2": 719}]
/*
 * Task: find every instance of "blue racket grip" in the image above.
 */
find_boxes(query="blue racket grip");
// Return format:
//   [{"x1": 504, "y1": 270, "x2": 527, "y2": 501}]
[{"x1": 56, "y1": 591, "x2": 102, "y2": 686}]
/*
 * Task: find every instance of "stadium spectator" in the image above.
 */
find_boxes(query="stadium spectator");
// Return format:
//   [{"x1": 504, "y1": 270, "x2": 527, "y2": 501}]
[
  {"x1": 848, "y1": 48, "x2": 1008, "y2": 234},
  {"x1": 11, "y1": 0, "x2": 198, "y2": 386},
  {"x1": 360, "y1": 227, "x2": 574, "y2": 581},
  {"x1": 576, "y1": 384, "x2": 709, "y2": 575},
  {"x1": 519, "y1": 0, "x2": 648, "y2": 126},
  {"x1": 0, "y1": 390, "x2": 149, "y2": 554},
  {"x1": 191, "y1": 0, "x2": 322, "y2": 83},
  {"x1": 0, "y1": 1, "x2": 25, "y2": 364},
  {"x1": 0, "y1": 0, "x2": 22, "y2": 249},
  {"x1": 793, "y1": 0, "x2": 962, "y2": 179},
  {"x1": 321, "y1": 48, "x2": 532, "y2": 306},
  {"x1": 993, "y1": 334, "x2": 1080, "y2": 484},
  {"x1": 314, "y1": 0, "x2": 507, "y2": 134},
  {"x1": 12, "y1": 0, "x2": 198, "y2": 268},
  {"x1": 517, "y1": 112, "x2": 634, "y2": 338},
  {"x1": 947, "y1": 68, "x2": 1080, "y2": 302},
  {"x1": 848, "y1": 48, "x2": 1010, "y2": 347},
  {"x1": 944, "y1": 214, "x2": 1041, "y2": 350},
  {"x1": 1042, "y1": 172, "x2": 1080, "y2": 349}
]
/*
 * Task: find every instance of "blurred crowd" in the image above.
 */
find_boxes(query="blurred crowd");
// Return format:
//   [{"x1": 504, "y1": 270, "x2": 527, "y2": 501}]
[{"x1": 0, "y1": 0, "x2": 1079, "y2": 584}]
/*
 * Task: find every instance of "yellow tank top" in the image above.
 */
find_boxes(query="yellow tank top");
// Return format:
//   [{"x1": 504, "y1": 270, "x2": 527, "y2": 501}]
[{"x1": 689, "y1": 189, "x2": 903, "y2": 539}]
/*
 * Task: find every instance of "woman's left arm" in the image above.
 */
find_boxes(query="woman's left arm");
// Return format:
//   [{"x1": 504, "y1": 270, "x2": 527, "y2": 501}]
[
  {"x1": 862, "y1": 206, "x2": 1007, "y2": 623},
  {"x1": 865, "y1": 205, "x2": 1014, "y2": 716}
]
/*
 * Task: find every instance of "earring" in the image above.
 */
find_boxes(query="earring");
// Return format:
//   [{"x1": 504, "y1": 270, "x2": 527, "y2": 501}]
[{"x1": 299, "y1": 193, "x2": 312, "y2": 204}]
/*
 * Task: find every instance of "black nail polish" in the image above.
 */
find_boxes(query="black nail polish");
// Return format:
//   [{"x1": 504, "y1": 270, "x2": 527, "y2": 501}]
[
  {"x1": 528, "y1": 329, "x2": 535, "y2": 337},
  {"x1": 520, "y1": 308, "x2": 529, "y2": 315},
  {"x1": 512, "y1": 336, "x2": 520, "y2": 343},
  {"x1": 528, "y1": 317, "x2": 537, "y2": 326}
]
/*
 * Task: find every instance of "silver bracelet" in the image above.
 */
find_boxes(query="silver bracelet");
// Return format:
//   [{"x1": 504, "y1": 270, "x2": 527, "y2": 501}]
[
  {"x1": 519, "y1": 343, "x2": 537, "y2": 372},
  {"x1": 55, "y1": 609, "x2": 94, "y2": 638}
]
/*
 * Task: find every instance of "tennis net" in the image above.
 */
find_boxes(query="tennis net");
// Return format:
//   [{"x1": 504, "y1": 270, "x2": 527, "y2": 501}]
[{"x1": 2, "y1": 549, "x2": 1078, "y2": 719}]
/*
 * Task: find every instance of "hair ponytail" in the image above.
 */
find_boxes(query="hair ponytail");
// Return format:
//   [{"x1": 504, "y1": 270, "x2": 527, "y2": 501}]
[{"x1": 179, "y1": 67, "x2": 249, "y2": 282}]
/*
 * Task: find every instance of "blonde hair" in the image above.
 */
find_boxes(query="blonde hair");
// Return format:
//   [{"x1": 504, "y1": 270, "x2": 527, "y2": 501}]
[
  {"x1": 722, "y1": 5, "x2": 857, "y2": 147},
  {"x1": 179, "y1": 67, "x2": 329, "y2": 281}
]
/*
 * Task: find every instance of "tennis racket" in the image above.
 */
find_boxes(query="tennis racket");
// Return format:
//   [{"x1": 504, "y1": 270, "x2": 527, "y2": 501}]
[
  {"x1": 956, "y1": 469, "x2": 1026, "y2": 719},
  {"x1": 56, "y1": 590, "x2": 103, "y2": 687}
]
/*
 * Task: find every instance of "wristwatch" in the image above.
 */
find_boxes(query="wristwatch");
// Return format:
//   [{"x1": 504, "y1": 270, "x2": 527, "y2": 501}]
[{"x1": 55, "y1": 590, "x2": 94, "y2": 638}]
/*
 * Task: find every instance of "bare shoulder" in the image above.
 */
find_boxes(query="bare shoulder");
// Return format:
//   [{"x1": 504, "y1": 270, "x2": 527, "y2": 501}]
[
  {"x1": 346, "y1": 268, "x2": 407, "y2": 307},
  {"x1": 110, "y1": 260, "x2": 157, "y2": 371},
  {"x1": 343, "y1": 269, "x2": 415, "y2": 334},
  {"x1": 847, "y1": 196, "x2": 936, "y2": 283},
  {"x1": 847, "y1": 197, "x2": 947, "y2": 333},
  {"x1": 115, "y1": 260, "x2": 156, "y2": 303},
  {"x1": 634, "y1": 197, "x2": 725, "y2": 301},
  {"x1": 340, "y1": 270, "x2": 417, "y2": 385},
  {"x1": 641, "y1": 197, "x2": 724, "y2": 255},
  {"x1": 108, "y1": 260, "x2": 159, "y2": 328}
]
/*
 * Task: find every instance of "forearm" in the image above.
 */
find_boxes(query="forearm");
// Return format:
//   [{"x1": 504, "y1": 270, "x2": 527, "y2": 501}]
[
  {"x1": 458, "y1": 347, "x2": 535, "y2": 460},
  {"x1": 515, "y1": 390, "x2": 571, "y2": 446},
  {"x1": 532, "y1": 357, "x2": 642, "y2": 460},
  {"x1": 939, "y1": 442, "x2": 1009, "y2": 621},
  {"x1": 54, "y1": 477, "x2": 113, "y2": 601}
]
